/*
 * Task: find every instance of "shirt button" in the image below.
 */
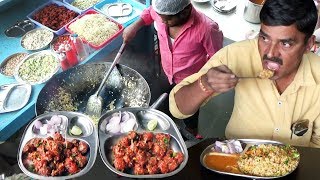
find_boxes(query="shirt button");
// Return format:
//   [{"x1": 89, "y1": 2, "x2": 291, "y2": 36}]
[
  {"x1": 275, "y1": 128, "x2": 280, "y2": 132},
  {"x1": 278, "y1": 101, "x2": 282, "y2": 106}
]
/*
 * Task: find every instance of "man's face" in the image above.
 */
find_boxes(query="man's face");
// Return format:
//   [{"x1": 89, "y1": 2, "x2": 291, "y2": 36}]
[
  {"x1": 258, "y1": 24, "x2": 314, "y2": 81},
  {"x1": 159, "y1": 14, "x2": 182, "y2": 27}
]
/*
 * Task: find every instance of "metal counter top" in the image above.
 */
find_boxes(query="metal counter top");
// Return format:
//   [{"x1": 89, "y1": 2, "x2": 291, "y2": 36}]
[{"x1": 192, "y1": 0, "x2": 261, "y2": 42}]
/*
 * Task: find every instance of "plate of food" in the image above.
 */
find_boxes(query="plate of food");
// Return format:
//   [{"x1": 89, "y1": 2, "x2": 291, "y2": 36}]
[
  {"x1": 98, "y1": 95, "x2": 188, "y2": 178},
  {"x1": 200, "y1": 139, "x2": 300, "y2": 179},
  {"x1": 18, "y1": 111, "x2": 98, "y2": 179},
  {"x1": 14, "y1": 50, "x2": 60, "y2": 85}
]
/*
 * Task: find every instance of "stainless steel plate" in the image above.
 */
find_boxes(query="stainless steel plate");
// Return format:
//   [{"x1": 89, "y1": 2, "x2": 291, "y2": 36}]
[
  {"x1": 18, "y1": 111, "x2": 98, "y2": 179},
  {"x1": 20, "y1": 28, "x2": 54, "y2": 51},
  {"x1": 98, "y1": 107, "x2": 188, "y2": 178},
  {"x1": 14, "y1": 50, "x2": 60, "y2": 85},
  {"x1": 0, "y1": 52, "x2": 28, "y2": 78},
  {"x1": 104, "y1": 3, "x2": 133, "y2": 17},
  {"x1": 200, "y1": 139, "x2": 300, "y2": 179},
  {"x1": 0, "y1": 83, "x2": 31, "y2": 113}
]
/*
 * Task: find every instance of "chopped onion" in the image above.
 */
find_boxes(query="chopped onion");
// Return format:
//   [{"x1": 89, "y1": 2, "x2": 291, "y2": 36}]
[
  {"x1": 121, "y1": 112, "x2": 130, "y2": 122},
  {"x1": 40, "y1": 124, "x2": 48, "y2": 135},
  {"x1": 105, "y1": 111, "x2": 137, "y2": 134},
  {"x1": 106, "y1": 123, "x2": 121, "y2": 133},
  {"x1": 109, "y1": 116, "x2": 121, "y2": 124},
  {"x1": 34, "y1": 120, "x2": 43, "y2": 129},
  {"x1": 50, "y1": 115, "x2": 62, "y2": 125}
]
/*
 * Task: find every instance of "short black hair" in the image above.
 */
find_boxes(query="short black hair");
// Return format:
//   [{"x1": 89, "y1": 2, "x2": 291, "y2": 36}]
[{"x1": 260, "y1": 0, "x2": 318, "y2": 41}]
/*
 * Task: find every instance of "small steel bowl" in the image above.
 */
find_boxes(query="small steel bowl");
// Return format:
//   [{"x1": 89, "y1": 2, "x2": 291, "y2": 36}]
[
  {"x1": 21, "y1": 28, "x2": 54, "y2": 51},
  {"x1": 0, "y1": 52, "x2": 28, "y2": 78},
  {"x1": 50, "y1": 34, "x2": 71, "y2": 53}
]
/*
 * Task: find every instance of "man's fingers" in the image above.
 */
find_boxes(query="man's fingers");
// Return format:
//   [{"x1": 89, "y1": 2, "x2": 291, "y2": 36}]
[{"x1": 215, "y1": 65, "x2": 234, "y2": 74}]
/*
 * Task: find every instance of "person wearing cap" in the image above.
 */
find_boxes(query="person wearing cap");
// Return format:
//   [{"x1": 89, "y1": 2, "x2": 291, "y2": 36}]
[
  {"x1": 169, "y1": 0, "x2": 320, "y2": 147},
  {"x1": 123, "y1": 0, "x2": 223, "y2": 134},
  {"x1": 123, "y1": 0, "x2": 223, "y2": 85}
]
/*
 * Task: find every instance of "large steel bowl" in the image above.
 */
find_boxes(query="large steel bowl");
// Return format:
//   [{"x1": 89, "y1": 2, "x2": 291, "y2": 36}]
[{"x1": 36, "y1": 62, "x2": 151, "y2": 117}]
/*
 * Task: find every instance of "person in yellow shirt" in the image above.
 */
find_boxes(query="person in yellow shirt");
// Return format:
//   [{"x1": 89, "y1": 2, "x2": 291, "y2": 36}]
[{"x1": 169, "y1": 0, "x2": 320, "y2": 147}]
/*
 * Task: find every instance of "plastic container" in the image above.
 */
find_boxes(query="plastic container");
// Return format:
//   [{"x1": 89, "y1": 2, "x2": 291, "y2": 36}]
[
  {"x1": 94, "y1": 0, "x2": 146, "y2": 27},
  {"x1": 64, "y1": 43, "x2": 79, "y2": 67},
  {"x1": 27, "y1": 0, "x2": 81, "y2": 35},
  {"x1": 57, "y1": 52, "x2": 70, "y2": 71},
  {"x1": 65, "y1": 9, "x2": 124, "y2": 49},
  {"x1": 70, "y1": 34, "x2": 89, "y2": 62},
  {"x1": 63, "y1": 0, "x2": 102, "y2": 14}
]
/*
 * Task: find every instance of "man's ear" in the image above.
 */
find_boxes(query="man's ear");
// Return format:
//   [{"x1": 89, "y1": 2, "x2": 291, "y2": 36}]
[{"x1": 305, "y1": 35, "x2": 316, "y2": 53}]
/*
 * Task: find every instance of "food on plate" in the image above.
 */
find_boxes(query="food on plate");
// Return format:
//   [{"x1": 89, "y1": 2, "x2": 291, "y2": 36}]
[
  {"x1": 51, "y1": 34, "x2": 71, "y2": 52},
  {"x1": 238, "y1": 144, "x2": 300, "y2": 177},
  {"x1": 105, "y1": 111, "x2": 137, "y2": 134},
  {"x1": 1, "y1": 53, "x2": 28, "y2": 76},
  {"x1": 258, "y1": 68, "x2": 274, "y2": 79},
  {"x1": 71, "y1": 0, "x2": 100, "y2": 10},
  {"x1": 70, "y1": 125, "x2": 83, "y2": 136},
  {"x1": 147, "y1": 119, "x2": 158, "y2": 131},
  {"x1": 47, "y1": 87, "x2": 78, "y2": 112},
  {"x1": 17, "y1": 53, "x2": 59, "y2": 83},
  {"x1": 32, "y1": 4, "x2": 78, "y2": 31},
  {"x1": 112, "y1": 131, "x2": 184, "y2": 175},
  {"x1": 21, "y1": 28, "x2": 54, "y2": 50},
  {"x1": 204, "y1": 152, "x2": 241, "y2": 174},
  {"x1": 212, "y1": 140, "x2": 243, "y2": 154},
  {"x1": 68, "y1": 14, "x2": 119, "y2": 46},
  {"x1": 22, "y1": 132, "x2": 89, "y2": 176},
  {"x1": 32, "y1": 115, "x2": 67, "y2": 136},
  {"x1": 203, "y1": 140, "x2": 300, "y2": 177}
]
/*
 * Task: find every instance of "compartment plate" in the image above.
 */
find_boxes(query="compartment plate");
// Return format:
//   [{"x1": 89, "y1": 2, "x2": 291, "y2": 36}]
[
  {"x1": 17, "y1": 111, "x2": 98, "y2": 179},
  {"x1": 98, "y1": 107, "x2": 188, "y2": 178}
]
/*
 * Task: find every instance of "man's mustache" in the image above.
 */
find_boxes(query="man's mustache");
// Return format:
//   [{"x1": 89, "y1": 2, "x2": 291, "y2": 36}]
[{"x1": 263, "y1": 54, "x2": 283, "y2": 65}]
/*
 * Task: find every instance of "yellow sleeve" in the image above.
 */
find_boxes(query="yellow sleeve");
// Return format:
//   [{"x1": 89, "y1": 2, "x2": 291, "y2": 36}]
[
  {"x1": 310, "y1": 115, "x2": 320, "y2": 148},
  {"x1": 169, "y1": 47, "x2": 227, "y2": 119}
]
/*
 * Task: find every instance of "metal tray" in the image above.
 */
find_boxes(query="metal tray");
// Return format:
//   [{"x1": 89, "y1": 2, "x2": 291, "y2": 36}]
[
  {"x1": 200, "y1": 139, "x2": 300, "y2": 179},
  {"x1": 4, "y1": 19, "x2": 35, "y2": 37},
  {"x1": 18, "y1": 111, "x2": 98, "y2": 179},
  {"x1": 0, "y1": 83, "x2": 31, "y2": 113},
  {"x1": 98, "y1": 107, "x2": 188, "y2": 178}
]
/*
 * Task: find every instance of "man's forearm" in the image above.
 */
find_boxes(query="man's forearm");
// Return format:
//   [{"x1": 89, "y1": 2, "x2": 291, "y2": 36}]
[{"x1": 175, "y1": 76, "x2": 214, "y2": 115}]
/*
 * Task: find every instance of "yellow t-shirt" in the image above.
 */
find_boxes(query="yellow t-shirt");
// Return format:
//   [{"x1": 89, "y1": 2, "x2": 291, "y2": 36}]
[{"x1": 169, "y1": 39, "x2": 320, "y2": 148}]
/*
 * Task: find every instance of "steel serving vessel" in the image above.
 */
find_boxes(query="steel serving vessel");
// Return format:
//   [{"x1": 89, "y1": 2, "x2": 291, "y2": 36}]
[
  {"x1": 14, "y1": 50, "x2": 60, "y2": 85},
  {"x1": 200, "y1": 139, "x2": 300, "y2": 179},
  {"x1": 20, "y1": 28, "x2": 54, "y2": 51},
  {"x1": 18, "y1": 111, "x2": 98, "y2": 179},
  {"x1": 36, "y1": 63, "x2": 151, "y2": 116},
  {"x1": 98, "y1": 94, "x2": 188, "y2": 178},
  {"x1": 0, "y1": 52, "x2": 28, "y2": 78}
]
